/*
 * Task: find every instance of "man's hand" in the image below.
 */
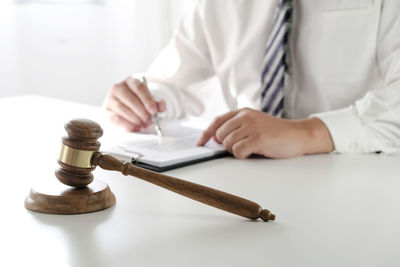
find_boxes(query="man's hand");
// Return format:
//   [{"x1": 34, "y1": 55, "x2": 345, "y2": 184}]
[
  {"x1": 103, "y1": 77, "x2": 166, "y2": 131},
  {"x1": 197, "y1": 108, "x2": 334, "y2": 159}
]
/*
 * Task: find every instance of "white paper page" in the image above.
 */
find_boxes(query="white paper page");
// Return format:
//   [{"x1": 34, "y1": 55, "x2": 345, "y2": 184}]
[{"x1": 101, "y1": 119, "x2": 226, "y2": 167}]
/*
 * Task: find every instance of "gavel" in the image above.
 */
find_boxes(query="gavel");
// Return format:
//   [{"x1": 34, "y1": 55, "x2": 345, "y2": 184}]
[{"x1": 35, "y1": 119, "x2": 275, "y2": 221}]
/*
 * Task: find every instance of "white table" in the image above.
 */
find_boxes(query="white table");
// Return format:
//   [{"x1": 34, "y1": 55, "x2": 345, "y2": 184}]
[{"x1": 1, "y1": 95, "x2": 399, "y2": 267}]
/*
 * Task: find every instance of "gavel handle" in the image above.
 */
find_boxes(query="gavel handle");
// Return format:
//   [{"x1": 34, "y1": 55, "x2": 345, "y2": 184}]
[{"x1": 92, "y1": 152, "x2": 275, "y2": 221}]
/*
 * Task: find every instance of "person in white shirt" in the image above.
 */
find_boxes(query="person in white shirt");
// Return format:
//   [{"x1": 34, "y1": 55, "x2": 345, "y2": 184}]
[{"x1": 103, "y1": 0, "x2": 400, "y2": 159}]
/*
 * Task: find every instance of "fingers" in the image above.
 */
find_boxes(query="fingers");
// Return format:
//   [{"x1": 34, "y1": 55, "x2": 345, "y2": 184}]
[
  {"x1": 197, "y1": 108, "x2": 258, "y2": 159},
  {"x1": 232, "y1": 137, "x2": 254, "y2": 159},
  {"x1": 112, "y1": 83, "x2": 152, "y2": 126},
  {"x1": 215, "y1": 115, "x2": 243, "y2": 144},
  {"x1": 107, "y1": 111, "x2": 140, "y2": 132},
  {"x1": 125, "y1": 78, "x2": 158, "y2": 115},
  {"x1": 156, "y1": 100, "x2": 167, "y2": 113},
  {"x1": 221, "y1": 127, "x2": 249, "y2": 153},
  {"x1": 105, "y1": 96, "x2": 144, "y2": 127},
  {"x1": 196, "y1": 110, "x2": 240, "y2": 146},
  {"x1": 104, "y1": 77, "x2": 166, "y2": 131},
  {"x1": 198, "y1": 114, "x2": 254, "y2": 159}
]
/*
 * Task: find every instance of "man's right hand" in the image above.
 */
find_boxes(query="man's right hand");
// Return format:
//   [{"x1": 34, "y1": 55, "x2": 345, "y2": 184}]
[{"x1": 103, "y1": 77, "x2": 166, "y2": 132}]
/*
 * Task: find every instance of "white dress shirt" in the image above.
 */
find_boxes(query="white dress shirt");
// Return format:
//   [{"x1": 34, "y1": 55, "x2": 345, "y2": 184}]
[{"x1": 140, "y1": 0, "x2": 400, "y2": 154}]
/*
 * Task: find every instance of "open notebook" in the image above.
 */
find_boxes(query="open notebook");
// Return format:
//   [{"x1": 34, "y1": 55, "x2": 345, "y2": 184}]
[{"x1": 101, "y1": 119, "x2": 228, "y2": 172}]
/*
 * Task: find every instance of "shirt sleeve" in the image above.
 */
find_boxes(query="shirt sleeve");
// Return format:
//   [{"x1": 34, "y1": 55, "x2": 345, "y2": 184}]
[
  {"x1": 134, "y1": 0, "x2": 215, "y2": 120},
  {"x1": 312, "y1": 0, "x2": 400, "y2": 154}
]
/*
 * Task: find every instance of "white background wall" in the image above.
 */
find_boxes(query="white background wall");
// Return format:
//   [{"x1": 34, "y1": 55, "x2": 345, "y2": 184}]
[{"x1": 0, "y1": 0, "x2": 196, "y2": 105}]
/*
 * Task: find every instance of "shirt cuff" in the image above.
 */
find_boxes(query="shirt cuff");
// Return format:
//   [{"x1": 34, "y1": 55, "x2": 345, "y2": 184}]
[{"x1": 311, "y1": 106, "x2": 372, "y2": 153}]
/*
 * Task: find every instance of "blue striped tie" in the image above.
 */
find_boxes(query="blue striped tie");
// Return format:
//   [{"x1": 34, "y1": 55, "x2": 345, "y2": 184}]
[{"x1": 261, "y1": 0, "x2": 292, "y2": 117}]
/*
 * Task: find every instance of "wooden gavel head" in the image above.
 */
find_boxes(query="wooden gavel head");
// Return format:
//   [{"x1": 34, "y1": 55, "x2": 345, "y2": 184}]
[{"x1": 55, "y1": 119, "x2": 103, "y2": 188}]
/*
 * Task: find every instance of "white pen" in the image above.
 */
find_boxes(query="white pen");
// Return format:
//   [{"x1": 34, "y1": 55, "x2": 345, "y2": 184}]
[{"x1": 142, "y1": 76, "x2": 163, "y2": 139}]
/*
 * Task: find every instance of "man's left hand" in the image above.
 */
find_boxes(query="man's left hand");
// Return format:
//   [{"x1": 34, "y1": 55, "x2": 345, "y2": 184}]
[{"x1": 196, "y1": 108, "x2": 334, "y2": 159}]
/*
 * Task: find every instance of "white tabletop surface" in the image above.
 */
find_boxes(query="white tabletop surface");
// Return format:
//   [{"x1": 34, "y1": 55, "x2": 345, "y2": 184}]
[{"x1": 1, "y1": 95, "x2": 400, "y2": 267}]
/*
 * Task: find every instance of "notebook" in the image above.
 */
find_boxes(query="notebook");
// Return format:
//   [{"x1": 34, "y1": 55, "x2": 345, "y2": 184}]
[{"x1": 101, "y1": 119, "x2": 228, "y2": 172}]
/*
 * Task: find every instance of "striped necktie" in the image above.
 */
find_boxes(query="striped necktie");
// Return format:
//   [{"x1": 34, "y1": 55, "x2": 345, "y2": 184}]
[{"x1": 260, "y1": 0, "x2": 293, "y2": 117}]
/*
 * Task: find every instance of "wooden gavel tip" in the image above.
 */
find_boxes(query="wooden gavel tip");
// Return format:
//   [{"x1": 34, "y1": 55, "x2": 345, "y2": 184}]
[
  {"x1": 268, "y1": 213, "x2": 276, "y2": 221},
  {"x1": 259, "y1": 209, "x2": 276, "y2": 222}
]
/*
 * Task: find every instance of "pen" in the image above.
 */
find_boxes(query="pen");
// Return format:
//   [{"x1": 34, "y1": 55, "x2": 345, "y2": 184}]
[{"x1": 142, "y1": 76, "x2": 163, "y2": 139}]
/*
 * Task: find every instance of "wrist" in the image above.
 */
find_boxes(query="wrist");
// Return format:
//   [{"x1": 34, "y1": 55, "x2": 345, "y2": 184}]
[{"x1": 296, "y1": 117, "x2": 334, "y2": 155}]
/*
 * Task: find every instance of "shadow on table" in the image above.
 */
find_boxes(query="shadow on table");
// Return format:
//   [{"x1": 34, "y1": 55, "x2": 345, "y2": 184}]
[
  {"x1": 27, "y1": 205, "x2": 282, "y2": 267},
  {"x1": 27, "y1": 207, "x2": 115, "y2": 267}
]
